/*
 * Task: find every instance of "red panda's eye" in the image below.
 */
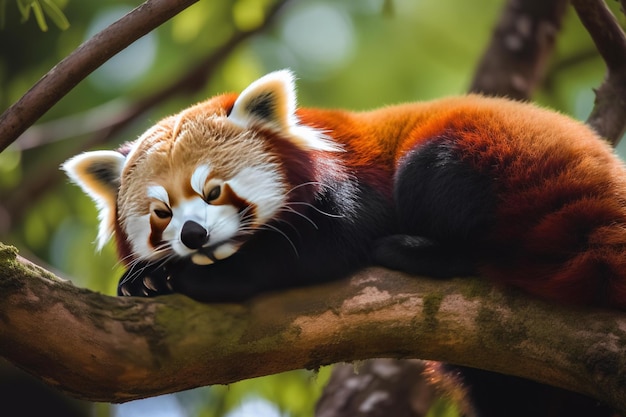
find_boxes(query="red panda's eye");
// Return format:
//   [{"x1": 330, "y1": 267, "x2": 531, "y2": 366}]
[
  {"x1": 153, "y1": 208, "x2": 171, "y2": 219},
  {"x1": 206, "y1": 185, "x2": 221, "y2": 202}
]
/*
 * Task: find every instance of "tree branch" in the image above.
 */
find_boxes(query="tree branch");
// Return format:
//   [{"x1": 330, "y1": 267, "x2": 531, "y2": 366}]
[
  {"x1": 315, "y1": 360, "x2": 469, "y2": 417},
  {"x1": 1, "y1": 243, "x2": 625, "y2": 412},
  {"x1": 12, "y1": 0, "x2": 291, "y2": 154},
  {"x1": 468, "y1": 0, "x2": 568, "y2": 100},
  {"x1": 570, "y1": 0, "x2": 626, "y2": 143},
  {"x1": 0, "y1": 0, "x2": 200, "y2": 154}
]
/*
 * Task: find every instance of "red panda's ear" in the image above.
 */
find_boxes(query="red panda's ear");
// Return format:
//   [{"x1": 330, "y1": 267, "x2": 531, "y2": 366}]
[
  {"x1": 228, "y1": 70, "x2": 340, "y2": 152},
  {"x1": 62, "y1": 150, "x2": 125, "y2": 250},
  {"x1": 228, "y1": 69, "x2": 295, "y2": 130}
]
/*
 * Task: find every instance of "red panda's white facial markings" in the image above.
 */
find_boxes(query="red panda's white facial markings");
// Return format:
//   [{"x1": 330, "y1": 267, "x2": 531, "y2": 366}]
[
  {"x1": 63, "y1": 70, "x2": 337, "y2": 266},
  {"x1": 190, "y1": 164, "x2": 212, "y2": 197},
  {"x1": 167, "y1": 194, "x2": 241, "y2": 262},
  {"x1": 122, "y1": 153, "x2": 290, "y2": 265},
  {"x1": 226, "y1": 165, "x2": 286, "y2": 223}
]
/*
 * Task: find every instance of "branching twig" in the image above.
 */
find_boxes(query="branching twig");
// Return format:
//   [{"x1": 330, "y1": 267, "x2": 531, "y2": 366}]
[{"x1": 571, "y1": 0, "x2": 626, "y2": 143}]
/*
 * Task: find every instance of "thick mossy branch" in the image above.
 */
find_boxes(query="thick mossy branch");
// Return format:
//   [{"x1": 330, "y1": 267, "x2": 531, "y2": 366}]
[{"x1": 1, "y1": 243, "x2": 625, "y2": 412}]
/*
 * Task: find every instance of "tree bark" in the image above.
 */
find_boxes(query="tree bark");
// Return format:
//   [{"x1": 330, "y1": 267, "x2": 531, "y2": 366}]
[
  {"x1": 315, "y1": 360, "x2": 455, "y2": 417},
  {"x1": 570, "y1": 0, "x2": 626, "y2": 144},
  {"x1": 1, "y1": 243, "x2": 626, "y2": 413},
  {"x1": 468, "y1": 0, "x2": 568, "y2": 100}
]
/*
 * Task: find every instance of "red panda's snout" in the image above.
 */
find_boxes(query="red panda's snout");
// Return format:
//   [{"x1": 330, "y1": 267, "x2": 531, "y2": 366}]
[
  {"x1": 180, "y1": 221, "x2": 208, "y2": 250},
  {"x1": 175, "y1": 219, "x2": 242, "y2": 265},
  {"x1": 122, "y1": 162, "x2": 289, "y2": 266}
]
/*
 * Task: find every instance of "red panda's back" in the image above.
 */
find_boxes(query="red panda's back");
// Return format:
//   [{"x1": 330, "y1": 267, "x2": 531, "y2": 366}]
[
  {"x1": 331, "y1": 95, "x2": 626, "y2": 309},
  {"x1": 407, "y1": 96, "x2": 626, "y2": 308}
]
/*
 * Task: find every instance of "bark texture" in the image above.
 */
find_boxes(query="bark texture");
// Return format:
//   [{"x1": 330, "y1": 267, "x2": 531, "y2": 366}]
[
  {"x1": 570, "y1": 0, "x2": 626, "y2": 144},
  {"x1": 315, "y1": 360, "x2": 470, "y2": 417},
  {"x1": 469, "y1": 0, "x2": 568, "y2": 100},
  {"x1": 1, "y1": 244, "x2": 626, "y2": 413}
]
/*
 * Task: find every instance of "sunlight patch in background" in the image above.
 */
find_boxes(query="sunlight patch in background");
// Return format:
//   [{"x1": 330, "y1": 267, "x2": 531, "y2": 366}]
[
  {"x1": 85, "y1": 6, "x2": 157, "y2": 91},
  {"x1": 113, "y1": 395, "x2": 186, "y2": 417},
  {"x1": 225, "y1": 397, "x2": 285, "y2": 417},
  {"x1": 233, "y1": 0, "x2": 267, "y2": 31},
  {"x1": 279, "y1": 2, "x2": 355, "y2": 78},
  {"x1": 113, "y1": 395, "x2": 284, "y2": 417}
]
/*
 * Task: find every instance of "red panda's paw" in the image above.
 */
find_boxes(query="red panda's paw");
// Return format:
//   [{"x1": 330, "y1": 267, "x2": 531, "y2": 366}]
[
  {"x1": 373, "y1": 234, "x2": 477, "y2": 278},
  {"x1": 117, "y1": 262, "x2": 175, "y2": 297}
]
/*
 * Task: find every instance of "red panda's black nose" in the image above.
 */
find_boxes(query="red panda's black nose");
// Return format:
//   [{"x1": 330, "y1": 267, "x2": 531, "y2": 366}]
[{"x1": 181, "y1": 221, "x2": 209, "y2": 250}]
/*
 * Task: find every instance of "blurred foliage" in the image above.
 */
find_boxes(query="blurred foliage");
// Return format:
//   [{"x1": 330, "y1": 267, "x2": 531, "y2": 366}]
[
  {"x1": 0, "y1": 0, "x2": 625, "y2": 416},
  {"x1": 1, "y1": 0, "x2": 69, "y2": 31}
]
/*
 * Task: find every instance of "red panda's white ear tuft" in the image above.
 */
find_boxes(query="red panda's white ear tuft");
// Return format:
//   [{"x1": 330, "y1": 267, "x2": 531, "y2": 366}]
[
  {"x1": 62, "y1": 150, "x2": 126, "y2": 250},
  {"x1": 228, "y1": 69, "x2": 296, "y2": 131},
  {"x1": 228, "y1": 69, "x2": 340, "y2": 152}
]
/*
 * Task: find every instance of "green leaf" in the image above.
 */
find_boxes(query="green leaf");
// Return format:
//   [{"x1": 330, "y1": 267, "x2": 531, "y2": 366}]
[
  {"x1": 31, "y1": 1, "x2": 48, "y2": 31},
  {"x1": 41, "y1": 0, "x2": 69, "y2": 30},
  {"x1": 17, "y1": 0, "x2": 31, "y2": 22}
]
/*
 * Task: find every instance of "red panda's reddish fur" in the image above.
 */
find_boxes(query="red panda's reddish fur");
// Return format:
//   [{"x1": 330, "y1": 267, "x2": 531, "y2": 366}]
[
  {"x1": 64, "y1": 73, "x2": 626, "y2": 310},
  {"x1": 295, "y1": 96, "x2": 626, "y2": 309}
]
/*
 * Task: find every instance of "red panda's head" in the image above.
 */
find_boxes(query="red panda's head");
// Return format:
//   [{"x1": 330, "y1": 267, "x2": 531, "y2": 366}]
[{"x1": 63, "y1": 70, "x2": 339, "y2": 266}]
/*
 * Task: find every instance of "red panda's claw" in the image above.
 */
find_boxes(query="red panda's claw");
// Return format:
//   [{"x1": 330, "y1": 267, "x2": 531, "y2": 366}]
[{"x1": 117, "y1": 263, "x2": 175, "y2": 297}]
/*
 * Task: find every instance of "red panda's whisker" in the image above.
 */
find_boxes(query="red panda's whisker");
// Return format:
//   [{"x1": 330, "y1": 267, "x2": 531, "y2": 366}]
[
  {"x1": 277, "y1": 206, "x2": 319, "y2": 230},
  {"x1": 284, "y1": 181, "x2": 325, "y2": 196},
  {"x1": 285, "y1": 201, "x2": 345, "y2": 219},
  {"x1": 119, "y1": 261, "x2": 150, "y2": 286}
]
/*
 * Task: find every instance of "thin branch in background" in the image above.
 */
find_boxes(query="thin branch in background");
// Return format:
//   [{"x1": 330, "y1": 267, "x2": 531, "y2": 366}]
[
  {"x1": 541, "y1": 47, "x2": 601, "y2": 93},
  {"x1": 316, "y1": 360, "x2": 433, "y2": 417},
  {"x1": 83, "y1": 0, "x2": 291, "y2": 149},
  {"x1": 14, "y1": 100, "x2": 131, "y2": 151},
  {"x1": 468, "y1": 0, "x2": 568, "y2": 100},
  {"x1": 0, "y1": 0, "x2": 200, "y2": 154},
  {"x1": 14, "y1": 0, "x2": 288, "y2": 152},
  {"x1": 570, "y1": 0, "x2": 626, "y2": 144},
  {"x1": 0, "y1": 0, "x2": 292, "y2": 235}
]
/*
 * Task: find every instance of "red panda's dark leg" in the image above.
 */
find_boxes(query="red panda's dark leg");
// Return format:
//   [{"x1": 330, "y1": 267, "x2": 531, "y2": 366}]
[
  {"x1": 374, "y1": 137, "x2": 495, "y2": 278},
  {"x1": 373, "y1": 234, "x2": 476, "y2": 277},
  {"x1": 117, "y1": 258, "x2": 263, "y2": 300}
]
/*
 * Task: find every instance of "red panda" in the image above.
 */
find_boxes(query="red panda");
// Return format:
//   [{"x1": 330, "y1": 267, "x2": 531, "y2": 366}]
[{"x1": 63, "y1": 69, "x2": 626, "y2": 309}]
